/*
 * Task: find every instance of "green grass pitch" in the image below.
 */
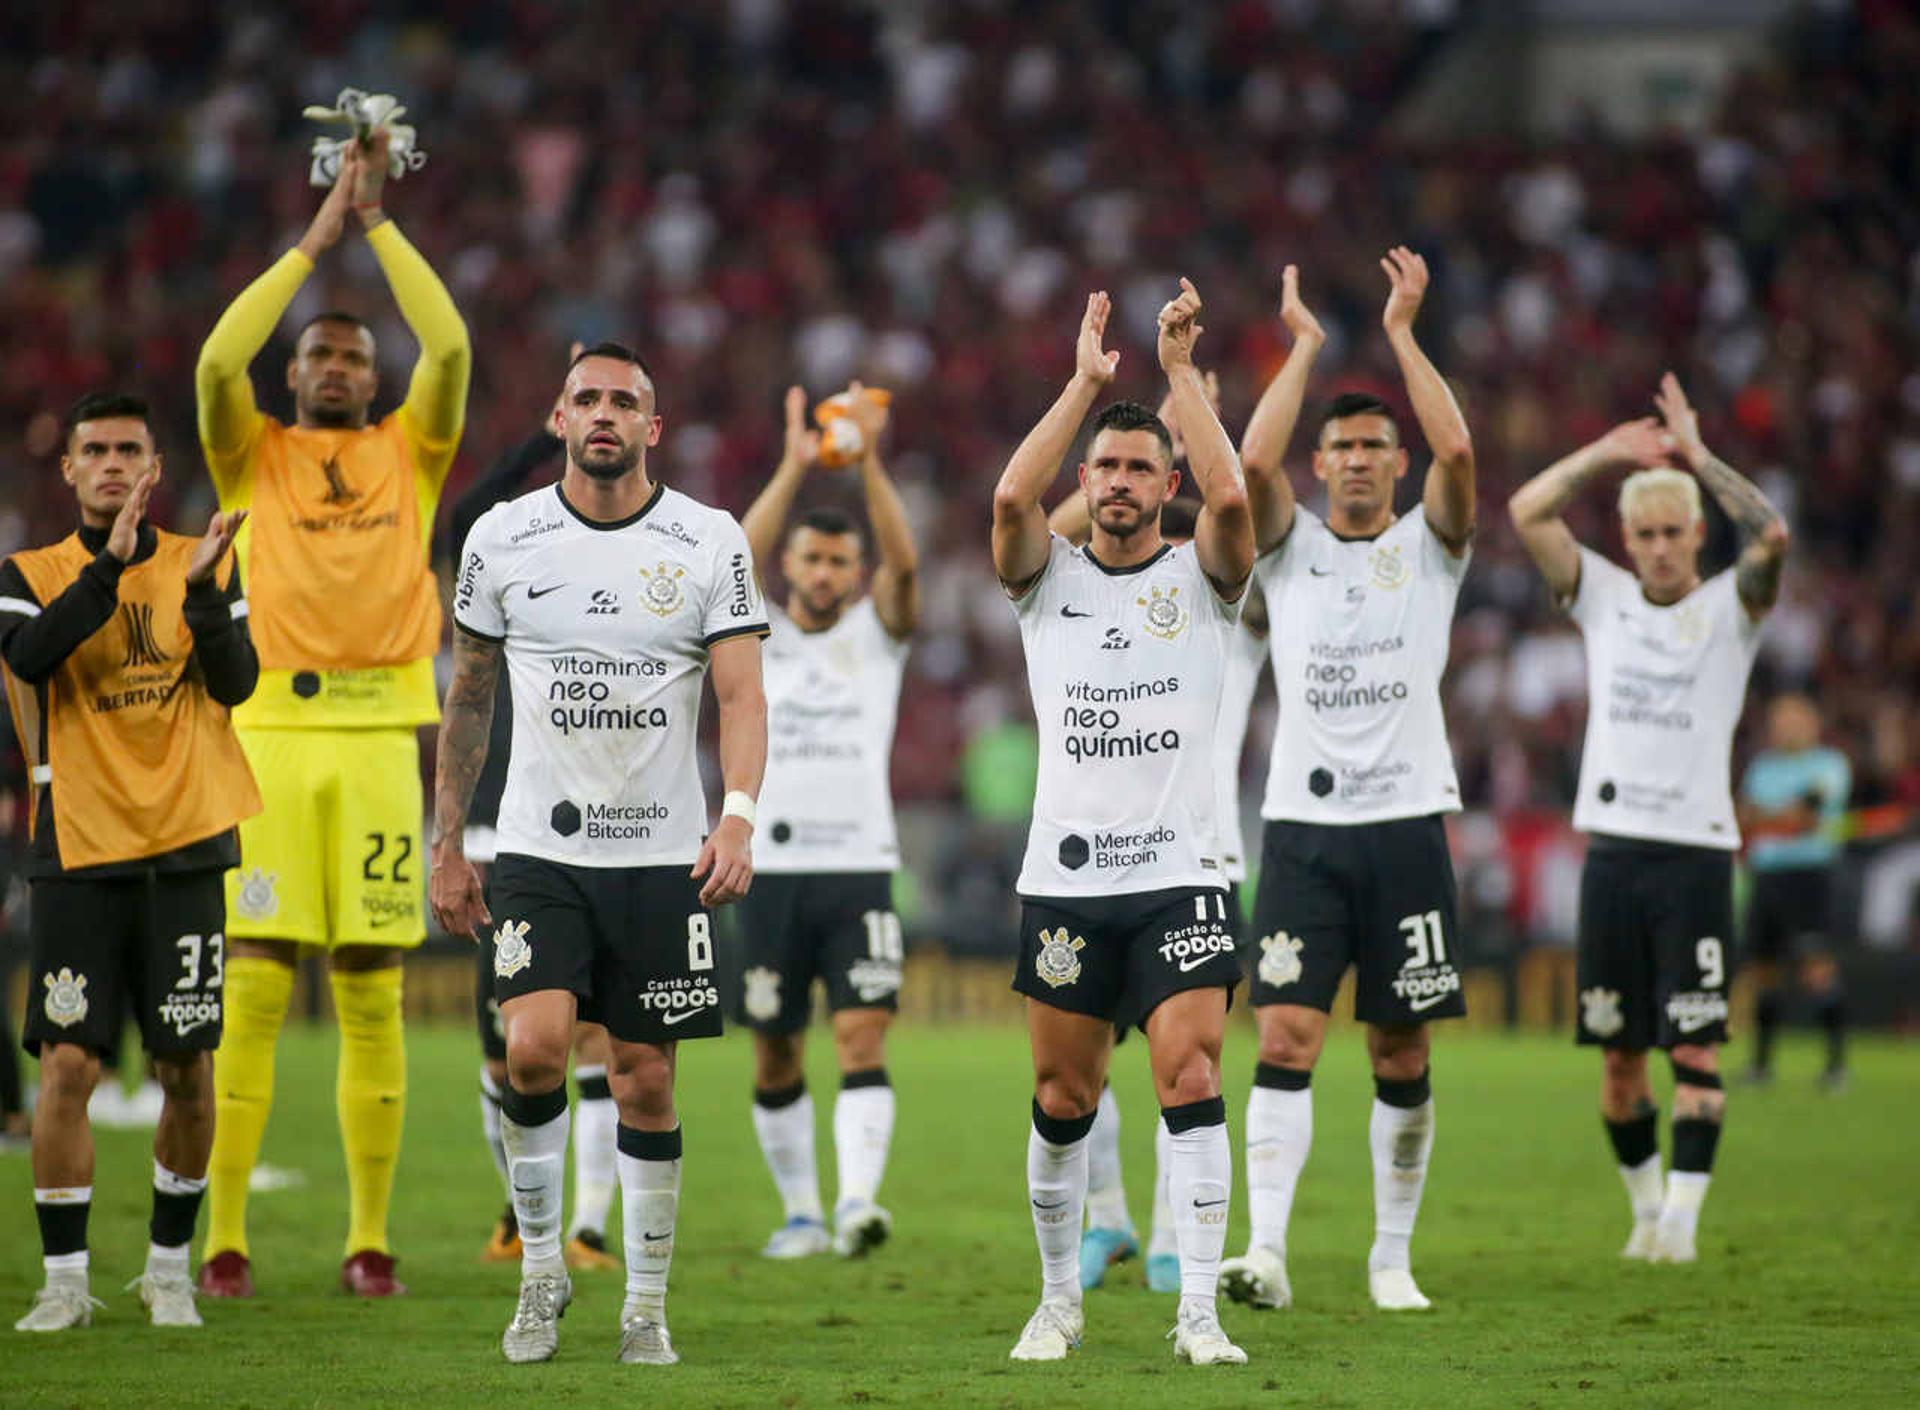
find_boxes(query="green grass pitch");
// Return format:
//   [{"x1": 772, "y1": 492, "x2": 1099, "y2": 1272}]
[{"x1": 3, "y1": 1022, "x2": 1914, "y2": 1407}]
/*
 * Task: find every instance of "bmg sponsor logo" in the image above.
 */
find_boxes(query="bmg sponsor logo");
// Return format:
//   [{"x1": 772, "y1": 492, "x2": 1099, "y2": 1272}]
[{"x1": 728, "y1": 552, "x2": 755, "y2": 618}]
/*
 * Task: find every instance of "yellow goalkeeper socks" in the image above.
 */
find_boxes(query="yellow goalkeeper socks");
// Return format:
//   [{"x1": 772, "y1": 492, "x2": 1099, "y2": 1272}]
[
  {"x1": 205, "y1": 955, "x2": 294, "y2": 1260},
  {"x1": 332, "y1": 966, "x2": 407, "y2": 1257}
]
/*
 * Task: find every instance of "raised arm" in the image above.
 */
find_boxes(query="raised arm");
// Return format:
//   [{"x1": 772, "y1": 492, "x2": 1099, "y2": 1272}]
[
  {"x1": 846, "y1": 382, "x2": 919, "y2": 638},
  {"x1": 693, "y1": 634, "x2": 768, "y2": 907},
  {"x1": 1159, "y1": 279, "x2": 1251, "y2": 598},
  {"x1": 1241, "y1": 265, "x2": 1325, "y2": 554},
  {"x1": 428, "y1": 628, "x2": 501, "y2": 940},
  {"x1": 993, "y1": 292, "x2": 1117, "y2": 594},
  {"x1": 1380, "y1": 247, "x2": 1474, "y2": 555},
  {"x1": 1655, "y1": 372, "x2": 1788, "y2": 618},
  {"x1": 741, "y1": 386, "x2": 819, "y2": 575},
  {"x1": 1508, "y1": 420, "x2": 1669, "y2": 603},
  {"x1": 182, "y1": 511, "x2": 257, "y2": 708},
  {"x1": 0, "y1": 471, "x2": 154, "y2": 683}
]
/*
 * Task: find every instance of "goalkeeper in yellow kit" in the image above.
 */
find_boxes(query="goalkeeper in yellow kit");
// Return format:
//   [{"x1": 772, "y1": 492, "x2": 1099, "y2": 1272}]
[{"x1": 195, "y1": 132, "x2": 469, "y2": 1298}]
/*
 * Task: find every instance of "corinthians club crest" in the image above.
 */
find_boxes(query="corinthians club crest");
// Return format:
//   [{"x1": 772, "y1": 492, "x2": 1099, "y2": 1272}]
[
  {"x1": 1136, "y1": 584, "x2": 1189, "y2": 641},
  {"x1": 1257, "y1": 932, "x2": 1305, "y2": 989},
  {"x1": 493, "y1": 919, "x2": 533, "y2": 979},
  {"x1": 1370, "y1": 544, "x2": 1410, "y2": 590},
  {"x1": 1580, "y1": 986, "x2": 1624, "y2": 1039},
  {"x1": 43, "y1": 967, "x2": 89, "y2": 1027},
  {"x1": 743, "y1": 966, "x2": 783, "y2": 1023},
  {"x1": 637, "y1": 562, "x2": 687, "y2": 617},
  {"x1": 234, "y1": 867, "x2": 278, "y2": 921},
  {"x1": 1034, "y1": 927, "x2": 1086, "y2": 989}
]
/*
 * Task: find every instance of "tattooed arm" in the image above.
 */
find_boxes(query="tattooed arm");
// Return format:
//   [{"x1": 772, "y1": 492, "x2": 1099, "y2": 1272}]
[
  {"x1": 1508, "y1": 420, "x2": 1669, "y2": 604},
  {"x1": 429, "y1": 628, "x2": 502, "y2": 941},
  {"x1": 1655, "y1": 373, "x2": 1789, "y2": 617}
]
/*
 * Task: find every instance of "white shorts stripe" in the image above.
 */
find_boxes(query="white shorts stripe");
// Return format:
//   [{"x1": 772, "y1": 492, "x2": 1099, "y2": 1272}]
[{"x1": 0, "y1": 596, "x2": 41, "y2": 617}]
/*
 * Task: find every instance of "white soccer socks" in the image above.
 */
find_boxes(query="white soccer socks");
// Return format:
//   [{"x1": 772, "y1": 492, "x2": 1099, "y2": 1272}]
[
  {"x1": 1368, "y1": 1071, "x2": 1435, "y2": 1309},
  {"x1": 479, "y1": 1067, "x2": 512, "y2": 1193},
  {"x1": 1084, "y1": 1083, "x2": 1131, "y2": 1233},
  {"x1": 1659, "y1": 1084, "x2": 1724, "y2": 1262},
  {"x1": 1244, "y1": 1063, "x2": 1313, "y2": 1260},
  {"x1": 833, "y1": 1069, "x2": 895, "y2": 1210},
  {"x1": 616, "y1": 1126, "x2": 681, "y2": 1323},
  {"x1": 751, "y1": 1080, "x2": 824, "y2": 1224},
  {"x1": 1028, "y1": 1100, "x2": 1095, "y2": 1306},
  {"x1": 500, "y1": 1082, "x2": 571, "y2": 1276},
  {"x1": 1604, "y1": 1107, "x2": 1663, "y2": 1257},
  {"x1": 1147, "y1": 1114, "x2": 1177, "y2": 1261},
  {"x1": 1163, "y1": 1097, "x2": 1231, "y2": 1309},
  {"x1": 569, "y1": 1066, "x2": 618, "y2": 1242}
]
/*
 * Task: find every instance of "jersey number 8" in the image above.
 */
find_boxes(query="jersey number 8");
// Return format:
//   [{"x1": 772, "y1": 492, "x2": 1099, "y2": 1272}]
[{"x1": 687, "y1": 914, "x2": 714, "y2": 973}]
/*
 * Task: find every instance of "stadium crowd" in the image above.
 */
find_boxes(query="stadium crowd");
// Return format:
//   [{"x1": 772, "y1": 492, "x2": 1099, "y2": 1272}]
[{"x1": 1, "y1": 1, "x2": 1916, "y2": 927}]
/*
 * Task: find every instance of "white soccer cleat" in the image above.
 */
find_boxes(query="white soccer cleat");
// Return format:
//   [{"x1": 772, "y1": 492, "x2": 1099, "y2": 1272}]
[
  {"x1": 832, "y1": 1200, "x2": 892, "y2": 1258},
  {"x1": 760, "y1": 1216, "x2": 831, "y2": 1260},
  {"x1": 1648, "y1": 1224, "x2": 1697, "y2": 1264},
  {"x1": 14, "y1": 1281, "x2": 102, "y2": 1332},
  {"x1": 1219, "y1": 1246, "x2": 1291, "y2": 1309},
  {"x1": 617, "y1": 1314, "x2": 679, "y2": 1365},
  {"x1": 1368, "y1": 1267, "x2": 1432, "y2": 1311},
  {"x1": 1169, "y1": 1300, "x2": 1248, "y2": 1365},
  {"x1": 501, "y1": 1271, "x2": 571, "y2": 1363},
  {"x1": 1621, "y1": 1219, "x2": 1659, "y2": 1261},
  {"x1": 1008, "y1": 1296, "x2": 1084, "y2": 1361},
  {"x1": 129, "y1": 1272, "x2": 202, "y2": 1327}
]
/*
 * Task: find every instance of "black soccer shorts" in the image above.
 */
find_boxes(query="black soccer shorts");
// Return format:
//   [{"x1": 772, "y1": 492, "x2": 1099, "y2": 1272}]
[
  {"x1": 1743, "y1": 865, "x2": 1834, "y2": 964},
  {"x1": 487, "y1": 853, "x2": 722, "y2": 1045},
  {"x1": 22, "y1": 870, "x2": 227, "y2": 1058},
  {"x1": 1248, "y1": 815, "x2": 1466, "y2": 1025},
  {"x1": 1013, "y1": 885, "x2": 1240, "y2": 1030},
  {"x1": 1576, "y1": 836, "x2": 1734, "y2": 1050},
  {"x1": 735, "y1": 870, "x2": 900, "y2": 1034}
]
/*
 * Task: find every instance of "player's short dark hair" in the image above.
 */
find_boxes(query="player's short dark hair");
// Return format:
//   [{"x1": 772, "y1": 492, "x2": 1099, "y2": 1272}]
[
  {"x1": 1160, "y1": 497, "x2": 1201, "y2": 540},
  {"x1": 570, "y1": 340, "x2": 656, "y2": 386},
  {"x1": 1089, "y1": 401, "x2": 1174, "y2": 467},
  {"x1": 1317, "y1": 392, "x2": 1399, "y2": 444},
  {"x1": 296, "y1": 310, "x2": 373, "y2": 343},
  {"x1": 63, "y1": 391, "x2": 152, "y2": 445},
  {"x1": 790, "y1": 506, "x2": 863, "y2": 548}
]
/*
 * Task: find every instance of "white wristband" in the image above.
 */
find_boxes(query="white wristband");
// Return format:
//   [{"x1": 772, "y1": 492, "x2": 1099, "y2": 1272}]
[{"x1": 721, "y1": 791, "x2": 757, "y2": 828}]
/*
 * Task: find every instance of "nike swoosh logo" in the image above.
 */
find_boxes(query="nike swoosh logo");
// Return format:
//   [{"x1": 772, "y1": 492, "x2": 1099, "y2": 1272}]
[
  {"x1": 1194, "y1": 1199, "x2": 1227, "y2": 1208},
  {"x1": 1060, "y1": 606, "x2": 1093, "y2": 618},
  {"x1": 1407, "y1": 991, "x2": 1452, "y2": 1013},
  {"x1": 642, "y1": 1230, "x2": 672, "y2": 1242},
  {"x1": 1310, "y1": 567, "x2": 1332, "y2": 576},
  {"x1": 511, "y1": 1185, "x2": 545, "y2": 1195},
  {"x1": 369, "y1": 911, "x2": 412, "y2": 928},
  {"x1": 527, "y1": 583, "x2": 565, "y2": 599},
  {"x1": 1177, "y1": 954, "x2": 1222, "y2": 973},
  {"x1": 661, "y1": 1006, "x2": 709, "y2": 1026},
  {"x1": 1031, "y1": 1199, "x2": 1068, "y2": 1211}
]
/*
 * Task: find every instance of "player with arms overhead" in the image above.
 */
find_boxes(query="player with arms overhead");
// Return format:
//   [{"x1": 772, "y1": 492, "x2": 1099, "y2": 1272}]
[
  {"x1": 195, "y1": 133, "x2": 470, "y2": 1298},
  {"x1": 1220, "y1": 254, "x2": 1474, "y2": 1315},
  {"x1": 4, "y1": 394, "x2": 258, "y2": 1331},
  {"x1": 995, "y1": 283, "x2": 1253, "y2": 1367},
  {"x1": 736, "y1": 383, "x2": 917, "y2": 1260},
  {"x1": 1509, "y1": 373, "x2": 1786, "y2": 1262},
  {"x1": 432, "y1": 343, "x2": 769, "y2": 1366}
]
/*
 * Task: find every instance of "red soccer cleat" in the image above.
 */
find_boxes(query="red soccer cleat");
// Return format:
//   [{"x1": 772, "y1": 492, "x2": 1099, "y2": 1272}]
[
  {"x1": 341, "y1": 1249, "x2": 407, "y2": 1298},
  {"x1": 197, "y1": 1250, "x2": 255, "y2": 1299}
]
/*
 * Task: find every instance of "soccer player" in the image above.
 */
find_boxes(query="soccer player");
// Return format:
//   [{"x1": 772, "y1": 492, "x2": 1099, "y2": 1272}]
[
  {"x1": 194, "y1": 133, "x2": 470, "y2": 1298},
  {"x1": 431, "y1": 343, "x2": 769, "y2": 1365},
  {"x1": 4, "y1": 393, "x2": 259, "y2": 1330},
  {"x1": 1509, "y1": 372, "x2": 1787, "y2": 1262},
  {"x1": 1738, "y1": 694, "x2": 1852, "y2": 1089},
  {"x1": 994, "y1": 283, "x2": 1253, "y2": 1366},
  {"x1": 1219, "y1": 253, "x2": 1474, "y2": 1314},
  {"x1": 737, "y1": 382, "x2": 917, "y2": 1259},
  {"x1": 448, "y1": 395, "x2": 621, "y2": 1271}
]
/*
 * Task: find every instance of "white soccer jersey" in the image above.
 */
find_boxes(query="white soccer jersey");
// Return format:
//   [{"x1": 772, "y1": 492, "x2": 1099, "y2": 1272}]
[
  {"x1": 1012, "y1": 535, "x2": 1241, "y2": 897},
  {"x1": 1212, "y1": 624, "x2": 1267, "y2": 881},
  {"x1": 1257, "y1": 507, "x2": 1468, "y2": 824},
  {"x1": 453, "y1": 482, "x2": 769, "y2": 868},
  {"x1": 756, "y1": 598, "x2": 908, "y2": 874},
  {"x1": 1566, "y1": 547, "x2": 1762, "y2": 850}
]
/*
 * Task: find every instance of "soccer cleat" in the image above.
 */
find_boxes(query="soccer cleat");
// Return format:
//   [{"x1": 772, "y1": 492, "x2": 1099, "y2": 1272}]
[
  {"x1": 483, "y1": 1207, "x2": 521, "y2": 1262},
  {"x1": 1818, "y1": 1067, "x2": 1849, "y2": 1095},
  {"x1": 1735, "y1": 1065, "x2": 1773, "y2": 1088},
  {"x1": 1146, "y1": 1252, "x2": 1182, "y2": 1294},
  {"x1": 1649, "y1": 1225, "x2": 1698, "y2": 1265},
  {"x1": 1368, "y1": 1267, "x2": 1432, "y2": 1310},
  {"x1": 1169, "y1": 1300, "x2": 1247, "y2": 1365},
  {"x1": 196, "y1": 1251, "x2": 254, "y2": 1299},
  {"x1": 565, "y1": 1231, "x2": 621, "y2": 1272},
  {"x1": 14, "y1": 1281, "x2": 102, "y2": 1332},
  {"x1": 617, "y1": 1314, "x2": 679, "y2": 1365},
  {"x1": 832, "y1": 1199, "x2": 892, "y2": 1258},
  {"x1": 1621, "y1": 1219, "x2": 1660, "y2": 1260},
  {"x1": 1077, "y1": 1226, "x2": 1139, "y2": 1290},
  {"x1": 128, "y1": 1272, "x2": 202, "y2": 1327},
  {"x1": 1219, "y1": 1246, "x2": 1290, "y2": 1309},
  {"x1": 1009, "y1": 1296, "x2": 1084, "y2": 1361},
  {"x1": 760, "y1": 1216, "x2": 831, "y2": 1260},
  {"x1": 341, "y1": 1250, "x2": 407, "y2": 1297},
  {"x1": 501, "y1": 1272, "x2": 571, "y2": 1363}
]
